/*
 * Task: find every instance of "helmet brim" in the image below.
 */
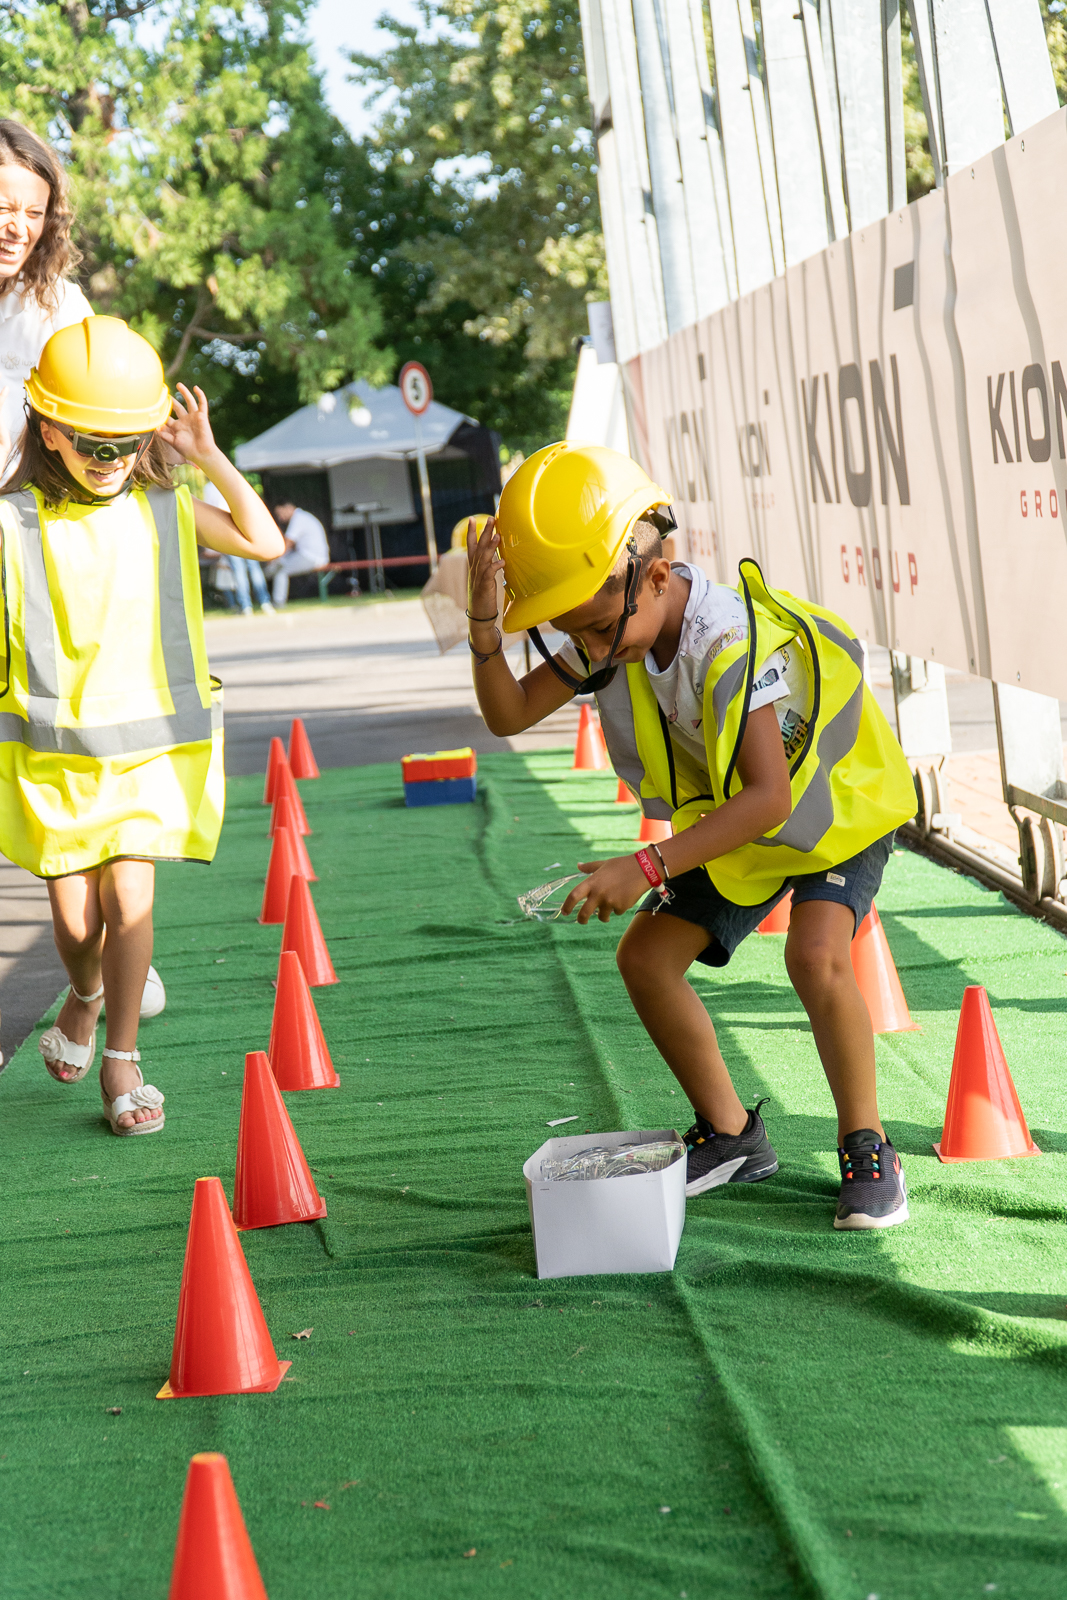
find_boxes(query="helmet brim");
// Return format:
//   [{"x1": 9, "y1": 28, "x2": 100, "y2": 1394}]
[
  {"x1": 25, "y1": 377, "x2": 171, "y2": 434},
  {"x1": 501, "y1": 483, "x2": 672, "y2": 633}
]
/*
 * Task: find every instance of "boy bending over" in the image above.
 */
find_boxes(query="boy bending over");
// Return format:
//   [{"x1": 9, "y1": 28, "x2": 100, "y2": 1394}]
[{"x1": 468, "y1": 443, "x2": 917, "y2": 1230}]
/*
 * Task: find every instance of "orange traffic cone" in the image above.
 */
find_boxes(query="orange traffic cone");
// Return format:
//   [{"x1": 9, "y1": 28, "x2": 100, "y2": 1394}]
[
  {"x1": 169, "y1": 1453, "x2": 269, "y2": 1600},
  {"x1": 157, "y1": 1177, "x2": 290, "y2": 1399},
  {"x1": 269, "y1": 954, "x2": 338, "y2": 1090},
  {"x1": 268, "y1": 795, "x2": 316, "y2": 880},
  {"x1": 259, "y1": 826, "x2": 303, "y2": 925},
  {"x1": 280, "y1": 876, "x2": 338, "y2": 987},
  {"x1": 757, "y1": 890, "x2": 793, "y2": 934},
  {"x1": 263, "y1": 736, "x2": 286, "y2": 806},
  {"x1": 233, "y1": 1051, "x2": 328, "y2": 1225},
  {"x1": 850, "y1": 905, "x2": 918, "y2": 1033},
  {"x1": 637, "y1": 814, "x2": 672, "y2": 844},
  {"x1": 288, "y1": 717, "x2": 320, "y2": 780},
  {"x1": 933, "y1": 986, "x2": 1041, "y2": 1162},
  {"x1": 274, "y1": 760, "x2": 309, "y2": 835},
  {"x1": 616, "y1": 778, "x2": 638, "y2": 804},
  {"x1": 572, "y1": 704, "x2": 609, "y2": 771}
]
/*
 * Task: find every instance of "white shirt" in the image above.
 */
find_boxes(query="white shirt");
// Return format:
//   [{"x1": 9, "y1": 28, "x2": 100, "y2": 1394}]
[
  {"x1": 560, "y1": 562, "x2": 809, "y2": 770},
  {"x1": 199, "y1": 480, "x2": 226, "y2": 510},
  {"x1": 285, "y1": 506, "x2": 329, "y2": 565},
  {"x1": 0, "y1": 278, "x2": 93, "y2": 465}
]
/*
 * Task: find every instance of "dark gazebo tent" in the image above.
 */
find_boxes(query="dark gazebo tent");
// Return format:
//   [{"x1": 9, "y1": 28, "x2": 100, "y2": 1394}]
[{"x1": 234, "y1": 380, "x2": 501, "y2": 593}]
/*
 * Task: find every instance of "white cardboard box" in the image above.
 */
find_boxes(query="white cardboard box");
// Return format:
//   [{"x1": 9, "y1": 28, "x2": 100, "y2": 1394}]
[{"x1": 523, "y1": 1128, "x2": 687, "y2": 1280}]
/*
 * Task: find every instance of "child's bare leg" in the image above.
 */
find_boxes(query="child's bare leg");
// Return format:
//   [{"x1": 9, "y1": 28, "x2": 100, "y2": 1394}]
[
  {"x1": 47, "y1": 871, "x2": 105, "y2": 1070},
  {"x1": 784, "y1": 900, "x2": 882, "y2": 1143},
  {"x1": 98, "y1": 860, "x2": 159, "y2": 1129},
  {"x1": 616, "y1": 911, "x2": 748, "y2": 1134}
]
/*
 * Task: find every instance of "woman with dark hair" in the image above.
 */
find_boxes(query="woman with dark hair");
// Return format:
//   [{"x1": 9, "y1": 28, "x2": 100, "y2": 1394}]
[{"x1": 0, "y1": 119, "x2": 92, "y2": 464}]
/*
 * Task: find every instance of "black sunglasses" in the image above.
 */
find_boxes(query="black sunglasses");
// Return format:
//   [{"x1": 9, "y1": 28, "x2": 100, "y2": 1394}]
[{"x1": 51, "y1": 420, "x2": 153, "y2": 463}]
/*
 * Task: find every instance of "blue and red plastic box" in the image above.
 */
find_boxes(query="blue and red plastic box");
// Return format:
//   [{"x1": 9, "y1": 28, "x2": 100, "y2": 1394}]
[{"x1": 402, "y1": 747, "x2": 477, "y2": 807}]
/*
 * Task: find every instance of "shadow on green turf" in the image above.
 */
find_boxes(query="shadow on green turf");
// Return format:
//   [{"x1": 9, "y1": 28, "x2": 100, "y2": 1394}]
[{"x1": 952, "y1": 1290, "x2": 1067, "y2": 1321}]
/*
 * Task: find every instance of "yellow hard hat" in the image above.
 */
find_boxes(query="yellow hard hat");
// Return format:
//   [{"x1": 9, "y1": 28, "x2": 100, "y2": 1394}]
[
  {"x1": 26, "y1": 316, "x2": 171, "y2": 433},
  {"x1": 497, "y1": 441, "x2": 671, "y2": 632},
  {"x1": 451, "y1": 513, "x2": 491, "y2": 550}
]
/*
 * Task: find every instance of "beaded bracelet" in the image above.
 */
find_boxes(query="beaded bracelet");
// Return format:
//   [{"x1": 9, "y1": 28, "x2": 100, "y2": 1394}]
[
  {"x1": 634, "y1": 847, "x2": 673, "y2": 909},
  {"x1": 649, "y1": 841, "x2": 670, "y2": 880},
  {"x1": 469, "y1": 628, "x2": 503, "y2": 665}
]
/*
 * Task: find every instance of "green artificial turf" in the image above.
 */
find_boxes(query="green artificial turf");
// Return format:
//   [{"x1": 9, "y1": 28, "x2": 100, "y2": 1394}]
[{"x1": 2, "y1": 750, "x2": 1067, "y2": 1599}]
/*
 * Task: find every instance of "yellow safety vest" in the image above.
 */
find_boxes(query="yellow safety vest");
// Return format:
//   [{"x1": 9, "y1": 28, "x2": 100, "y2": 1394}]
[
  {"x1": 0, "y1": 484, "x2": 224, "y2": 877},
  {"x1": 595, "y1": 559, "x2": 916, "y2": 905}
]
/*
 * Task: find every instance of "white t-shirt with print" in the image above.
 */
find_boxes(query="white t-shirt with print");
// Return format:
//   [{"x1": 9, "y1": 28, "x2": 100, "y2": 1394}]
[
  {"x1": 0, "y1": 278, "x2": 94, "y2": 468},
  {"x1": 559, "y1": 562, "x2": 809, "y2": 773}
]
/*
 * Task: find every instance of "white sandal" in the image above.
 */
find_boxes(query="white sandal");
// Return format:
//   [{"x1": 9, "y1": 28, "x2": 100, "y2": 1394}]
[
  {"x1": 39, "y1": 983, "x2": 104, "y2": 1084},
  {"x1": 100, "y1": 1047, "x2": 165, "y2": 1136}
]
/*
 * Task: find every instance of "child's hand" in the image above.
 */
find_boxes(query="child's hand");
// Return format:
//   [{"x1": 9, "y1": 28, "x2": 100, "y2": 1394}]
[
  {"x1": 159, "y1": 383, "x2": 218, "y2": 467},
  {"x1": 562, "y1": 855, "x2": 648, "y2": 924},
  {"x1": 467, "y1": 514, "x2": 503, "y2": 622}
]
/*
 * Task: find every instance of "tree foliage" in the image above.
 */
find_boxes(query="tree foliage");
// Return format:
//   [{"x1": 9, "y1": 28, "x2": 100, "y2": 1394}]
[
  {"x1": 350, "y1": 1, "x2": 604, "y2": 452},
  {"x1": 0, "y1": 0, "x2": 389, "y2": 452},
  {"x1": 902, "y1": 2, "x2": 1067, "y2": 202}
]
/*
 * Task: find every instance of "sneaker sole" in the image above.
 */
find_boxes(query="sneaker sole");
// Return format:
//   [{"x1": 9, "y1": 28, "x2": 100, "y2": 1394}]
[
  {"x1": 833, "y1": 1198, "x2": 909, "y2": 1230},
  {"x1": 685, "y1": 1155, "x2": 779, "y2": 1198}
]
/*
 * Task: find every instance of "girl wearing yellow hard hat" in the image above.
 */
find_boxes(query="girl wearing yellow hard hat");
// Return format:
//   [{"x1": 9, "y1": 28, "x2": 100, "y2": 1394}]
[{"x1": 0, "y1": 315, "x2": 284, "y2": 1135}]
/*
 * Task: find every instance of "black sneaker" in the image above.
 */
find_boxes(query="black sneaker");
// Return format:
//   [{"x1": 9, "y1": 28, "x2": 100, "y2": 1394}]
[
  {"x1": 682, "y1": 1099, "x2": 779, "y2": 1197},
  {"x1": 834, "y1": 1129, "x2": 909, "y2": 1230}
]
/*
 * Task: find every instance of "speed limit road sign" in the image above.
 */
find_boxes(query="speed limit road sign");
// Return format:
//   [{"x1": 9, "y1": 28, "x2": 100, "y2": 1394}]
[{"x1": 399, "y1": 361, "x2": 433, "y2": 415}]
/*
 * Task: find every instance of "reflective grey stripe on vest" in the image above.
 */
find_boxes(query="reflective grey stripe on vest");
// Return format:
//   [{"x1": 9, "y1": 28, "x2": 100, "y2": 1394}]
[
  {"x1": 595, "y1": 671, "x2": 674, "y2": 821},
  {"x1": 594, "y1": 610, "x2": 866, "y2": 845},
  {"x1": 712, "y1": 655, "x2": 747, "y2": 738},
  {"x1": 756, "y1": 674, "x2": 864, "y2": 851},
  {"x1": 754, "y1": 615, "x2": 864, "y2": 850},
  {"x1": 0, "y1": 488, "x2": 214, "y2": 757},
  {"x1": 813, "y1": 613, "x2": 865, "y2": 673}
]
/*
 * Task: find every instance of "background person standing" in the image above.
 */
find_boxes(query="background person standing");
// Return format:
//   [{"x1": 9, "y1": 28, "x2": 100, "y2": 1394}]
[
  {"x1": 266, "y1": 499, "x2": 329, "y2": 605},
  {"x1": 0, "y1": 120, "x2": 93, "y2": 468},
  {"x1": 201, "y1": 478, "x2": 274, "y2": 614}
]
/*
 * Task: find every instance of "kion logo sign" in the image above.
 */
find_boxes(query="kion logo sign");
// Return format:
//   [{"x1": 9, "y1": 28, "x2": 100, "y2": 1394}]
[
  {"x1": 801, "y1": 358, "x2": 908, "y2": 508},
  {"x1": 988, "y1": 363, "x2": 1067, "y2": 524},
  {"x1": 987, "y1": 363, "x2": 1067, "y2": 464},
  {"x1": 664, "y1": 409, "x2": 711, "y2": 503}
]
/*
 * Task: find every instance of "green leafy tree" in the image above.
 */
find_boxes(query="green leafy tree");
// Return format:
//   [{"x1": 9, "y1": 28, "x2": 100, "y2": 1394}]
[
  {"x1": 351, "y1": 1, "x2": 605, "y2": 453},
  {"x1": 901, "y1": 4, "x2": 1066, "y2": 203},
  {"x1": 1040, "y1": 0, "x2": 1067, "y2": 102},
  {"x1": 0, "y1": 0, "x2": 390, "y2": 452}
]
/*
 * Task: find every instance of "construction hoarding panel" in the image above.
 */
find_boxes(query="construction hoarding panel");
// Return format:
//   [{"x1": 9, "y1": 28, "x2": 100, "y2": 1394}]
[{"x1": 626, "y1": 105, "x2": 1067, "y2": 698}]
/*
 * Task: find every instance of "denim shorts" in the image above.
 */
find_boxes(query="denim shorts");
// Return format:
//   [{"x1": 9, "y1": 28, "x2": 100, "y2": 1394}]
[{"x1": 639, "y1": 831, "x2": 897, "y2": 968}]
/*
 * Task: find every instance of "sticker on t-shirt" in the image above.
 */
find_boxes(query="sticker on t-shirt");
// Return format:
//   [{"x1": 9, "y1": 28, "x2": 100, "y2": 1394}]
[
  {"x1": 826, "y1": 872, "x2": 847, "y2": 886},
  {"x1": 706, "y1": 625, "x2": 744, "y2": 664},
  {"x1": 780, "y1": 708, "x2": 809, "y2": 760}
]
